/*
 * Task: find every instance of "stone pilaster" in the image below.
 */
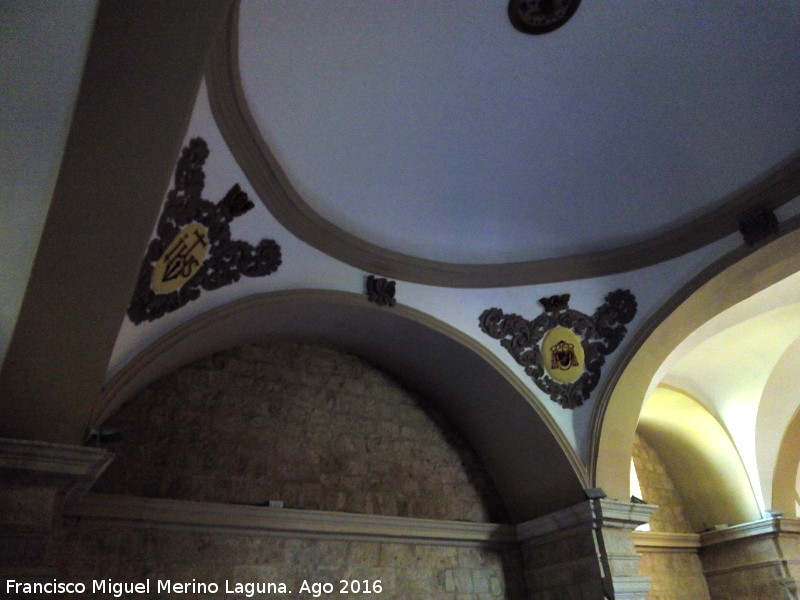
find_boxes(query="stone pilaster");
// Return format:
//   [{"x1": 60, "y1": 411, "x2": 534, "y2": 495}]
[
  {"x1": 699, "y1": 516, "x2": 800, "y2": 600},
  {"x1": 516, "y1": 497, "x2": 656, "y2": 600}
]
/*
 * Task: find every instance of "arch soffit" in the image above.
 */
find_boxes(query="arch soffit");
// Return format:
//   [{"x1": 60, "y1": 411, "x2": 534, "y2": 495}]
[
  {"x1": 204, "y1": 1, "x2": 800, "y2": 288},
  {"x1": 758, "y1": 337, "x2": 800, "y2": 514},
  {"x1": 773, "y1": 405, "x2": 800, "y2": 516},
  {"x1": 100, "y1": 289, "x2": 586, "y2": 522},
  {"x1": 638, "y1": 386, "x2": 760, "y2": 530},
  {"x1": 591, "y1": 220, "x2": 800, "y2": 501}
]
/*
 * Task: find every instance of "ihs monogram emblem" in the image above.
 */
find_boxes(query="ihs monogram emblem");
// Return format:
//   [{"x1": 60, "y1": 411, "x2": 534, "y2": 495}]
[
  {"x1": 479, "y1": 290, "x2": 636, "y2": 409},
  {"x1": 127, "y1": 138, "x2": 282, "y2": 324},
  {"x1": 151, "y1": 222, "x2": 210, "y2": 294}
]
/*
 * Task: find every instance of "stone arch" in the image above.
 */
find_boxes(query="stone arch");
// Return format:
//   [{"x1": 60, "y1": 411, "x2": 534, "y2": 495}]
[
  {"x1": 592, "y1": 223, "x2": 800, "y2": 500},
  {"x1": 757, "y1": 336, "x2": 800, "y2": 515},
  {"x1": 99, "y1": 289, "x2": 586, "y2": 521},
  {"x1": 772, "y1": 408, "x2": 800, "y2": 517}
]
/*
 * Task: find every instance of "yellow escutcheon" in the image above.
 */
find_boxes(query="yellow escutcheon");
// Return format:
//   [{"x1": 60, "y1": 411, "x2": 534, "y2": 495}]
[
  {"x1": 542, "y1": 326, "x2": 585, "y2": 383},
  {"x1": 151, "y1": 223, "x2": 210, "y2": 294}
]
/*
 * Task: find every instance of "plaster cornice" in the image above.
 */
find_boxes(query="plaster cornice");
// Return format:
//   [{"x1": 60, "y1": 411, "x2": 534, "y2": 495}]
[
  {"x1": 632, "y1": 531, "x2": 701, "y2": 551},
  {"x1": 206, "y1": 1, "x2": 800, "y2": 288}
]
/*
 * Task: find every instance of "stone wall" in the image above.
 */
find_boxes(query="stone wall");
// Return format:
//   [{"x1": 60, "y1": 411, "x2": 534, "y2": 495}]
[
  {"x1": 700, "y1": 520, "x2": 800, "y2": 600},
  {"x1": 636, "y1": 544, "x2": 710, "y2": 600},
  {"x1": 1, "y1": 496, "x2": 526, "y2": 600},
  {"x1": 1, "y1": 343, "x2": 529, "y2": 599},
  {"x1": 94, "y1": 342, "x2": 507, "y2": 523},
  {"x1": 12, "y1": 515, "x2": 524, "y2": 600},
  {"x1": 632, "y1": 433, "x2": 711, "y2": 599},
  {"x1": 632, "y1": 433, "x2": 692, "y2": 533}
]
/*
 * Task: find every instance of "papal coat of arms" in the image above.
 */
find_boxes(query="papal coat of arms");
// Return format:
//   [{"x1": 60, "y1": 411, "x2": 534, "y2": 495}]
[{"x1": 479, "y1": 290, "x2": 637, "y2": 409}]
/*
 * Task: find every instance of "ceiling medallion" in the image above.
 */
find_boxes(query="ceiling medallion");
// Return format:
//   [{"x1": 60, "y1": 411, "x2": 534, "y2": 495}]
[
  {"x1": 127, "y1": 138, "x2": 282, "y2": 324},
  {"x1": 508, "y1": 0, "x2": 582, "y2": 35},
  {"x1": 478, "y1": 290, "x2": 637, "y2": 409}
]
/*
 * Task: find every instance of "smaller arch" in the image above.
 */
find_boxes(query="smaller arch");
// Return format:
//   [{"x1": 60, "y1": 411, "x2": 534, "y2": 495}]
[
  {"x1": 638, "y1": 386, "x2": 760, "y2": 531},
  {"x1": 757, "y1": 335, "x2": 800, "y2": 513},
  {"x1": 592, "y1": 221, "x2": 800, "y2": 500},
  {"x1": 95, "y1": 341, "x2": 510, "y2": 522},
  {"x1": 772, "y1": 405, "x2": 800, "y2": 516}
]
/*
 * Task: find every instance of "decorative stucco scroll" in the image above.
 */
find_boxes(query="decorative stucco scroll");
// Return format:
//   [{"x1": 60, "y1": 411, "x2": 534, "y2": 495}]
[
  {"x1": 365, "y1": 275, "x2": 396, "y2": 307},
  {"x1": 127, "y1": 138, "x2": 282, "y2": 324},
  {"x1": 478, "y1": 290, "x2": 637, "y2": 409}
]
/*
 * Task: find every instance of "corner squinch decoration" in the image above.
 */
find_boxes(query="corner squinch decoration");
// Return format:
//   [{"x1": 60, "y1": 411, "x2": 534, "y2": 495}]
[
  {"x1": 127, "y1": 138, "x2": 282, "y2": 324},
  {"x1": 479, "y1": 290, "x2": 636, "y2": 409}
]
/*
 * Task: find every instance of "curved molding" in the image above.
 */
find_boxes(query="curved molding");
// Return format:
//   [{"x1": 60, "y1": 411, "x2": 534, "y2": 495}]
[
  {"x1": 99, "y1": 289, "x2": 589, "y2": 520},
  {"x1": 773, "y1": 405, "x2": 800, "y2": 516},
  {"x1": 205, "y1": 1, "x2": 800, "y2": 288},
  {"x1": 589, "y1": 216, "x2": 800, "y2": 500},
  {"x1": 756, "y1": 336, "x2": 800, "y2": 514}
]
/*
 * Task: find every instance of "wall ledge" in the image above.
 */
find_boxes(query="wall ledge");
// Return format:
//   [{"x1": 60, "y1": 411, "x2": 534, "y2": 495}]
[
  {"x1": 0, "y1": 437, "x2": 111, "y2": 481},
  {"x1": 66, "y1": 493, "x2": 517, "y2": 547},
  {"x1": 700, "y1": 516, "x2": 800, "y2": 547},
  {"x1": 703, "y1": 558, "x2": 800, "y2": 578},
  {"x1": 516, "y1": 498, "x2": 657, "y2": 541},
  {"x1": 633, "y1": 531, "x2": 701, "y2": 551}
]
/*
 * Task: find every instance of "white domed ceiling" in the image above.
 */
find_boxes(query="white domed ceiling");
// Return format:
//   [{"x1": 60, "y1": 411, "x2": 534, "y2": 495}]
[{"x1": 209, "y1": 1, "x2": 800, "y2": 285}]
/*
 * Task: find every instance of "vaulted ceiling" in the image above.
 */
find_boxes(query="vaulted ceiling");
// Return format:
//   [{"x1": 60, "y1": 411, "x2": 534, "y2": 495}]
[
  {"x1": 1, "y1": 1, "x2": 799, "y2": 517},
  {"x1": 220, "y1": 1, "x2": 800, "y2": 282}
]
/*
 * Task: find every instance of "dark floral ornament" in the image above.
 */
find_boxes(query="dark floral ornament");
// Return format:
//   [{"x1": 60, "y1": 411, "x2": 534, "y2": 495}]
[
  {"x1": 127, "y1": 138, "x2": 281, "y2": 324},
  {"x1": 478, "y1": 290, "x2": 637, "y2": 409},
  {"x1": 365, "y1": 275, "x2": 396, "y2": 307}
]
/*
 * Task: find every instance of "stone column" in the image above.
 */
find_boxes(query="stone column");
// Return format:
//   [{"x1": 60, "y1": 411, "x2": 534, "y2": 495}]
[
  {"x1": 516, "y1": 496, "x2": 656, "y2": 600},
  {"x1": 0, "y1": 438, "x2": 112, "y2": 581}
]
